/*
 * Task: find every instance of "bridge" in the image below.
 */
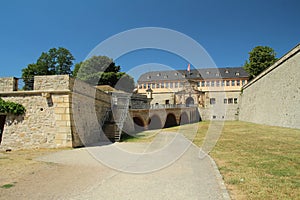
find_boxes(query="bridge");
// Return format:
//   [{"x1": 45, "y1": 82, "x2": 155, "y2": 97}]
[
  {"x1": 104, "y1": 103, "x2": 201, "y2": 141},
  {"x1": 129, "y1": 105, "x2": 200, "y2": 132}
]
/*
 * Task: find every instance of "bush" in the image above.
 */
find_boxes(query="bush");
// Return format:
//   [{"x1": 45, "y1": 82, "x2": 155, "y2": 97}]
[{"x1": 0, "y1": 98, "x2": 26, "y2": 115}]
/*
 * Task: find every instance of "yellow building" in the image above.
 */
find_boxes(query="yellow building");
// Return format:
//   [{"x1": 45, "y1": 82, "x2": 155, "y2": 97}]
[{"x1": 137, "y1": 67, "x2": 249, "y2": 120}]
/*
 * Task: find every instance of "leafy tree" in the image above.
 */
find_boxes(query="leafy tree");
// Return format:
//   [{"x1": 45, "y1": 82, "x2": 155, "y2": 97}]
[
  {"x1": 22, "y1": 47, "x2": 74, "y2": 90},
  {"x1": 76, "y1": 56, "x2": 134, "y2": 92},
  {"x1": 72, "y1": 62, "x2": 82, "y2": 78},
  {"x1": 244, "y1": 46, "x2": 277, "y2": 78}
]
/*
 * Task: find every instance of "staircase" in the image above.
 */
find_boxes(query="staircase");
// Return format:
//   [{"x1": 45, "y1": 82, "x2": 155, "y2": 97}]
[
  {"x1": 114, "y1": 97, "x2": 130, "y2": 142},
  {"x1": 102, "y1": 93, "x2": 130, "y2": 142}
]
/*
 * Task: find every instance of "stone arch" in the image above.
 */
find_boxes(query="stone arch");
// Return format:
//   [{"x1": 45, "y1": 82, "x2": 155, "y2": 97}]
[
  {"x1": 148, "y1": 115, "x2": 162, "y2": 130},
  {"x1": 133, "y1": 116, "x2": 145, "y2": 132},
  {"x1": 180, "y1": 112, "x2": 189, "y2": 125},
  {"x1": 164, "y1": 113, "x2": 177, "y2": 128},
  {"x1": 186, "y1": 97, "x2": 194, "y2": 106}
]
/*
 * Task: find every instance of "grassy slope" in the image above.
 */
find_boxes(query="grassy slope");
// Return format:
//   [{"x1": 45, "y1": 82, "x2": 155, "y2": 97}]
[{"x1": 123, "y1": 121, "x2": 300, "y2": 200}]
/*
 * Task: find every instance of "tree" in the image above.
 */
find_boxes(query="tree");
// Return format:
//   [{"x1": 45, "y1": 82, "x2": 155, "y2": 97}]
[
  {"x1": 76, "y1": 56, "x2": 134, "y2": 92},
  {"x1": 244, "y1": 46, "x2": 277, "y2": 78},
  {"x1": 72, "y1": 62, "x2": 82, "y2": 78},
  {"x1": 22, "y1": 47, "x2": 74, "y2": 90}
]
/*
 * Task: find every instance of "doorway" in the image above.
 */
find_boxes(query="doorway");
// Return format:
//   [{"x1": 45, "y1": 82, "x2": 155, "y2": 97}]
[{"x1": 0, "y1": 115, "x2": 6, "y2": 144}]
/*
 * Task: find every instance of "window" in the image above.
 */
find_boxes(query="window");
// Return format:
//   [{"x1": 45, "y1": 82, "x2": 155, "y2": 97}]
[
  {"x1": 221, "y1": 80, "x2": 225, "y2": 86},
  {"x1": 147, "y1": 76, "x2": 151, "y2": 79},
  {"x1": 143, "y1": 84, "x2": 146, "y2": 89},
  {"x1": 206, "y1": 71, "x2": 210, "y2": 75},
  {"x1": 180, "y1": 82, "x2": 184, "y2": 88},
  {"x1": 152, "y1": 83, "x2": 155, "y2": 88},
  {"x1": 201, "y1": 81, "x2": 205, "y2": 87},
  {"x1": 234, "y1": 98, "x2": 238, "y2": 104},
  {"x1": 175, "y1": 82, "x2": 178, "y2": 88},
  {"x1": 237, "y1": 80, "x2": 240, "y2": 86},
  {"x1": 170, "y1": 82, "x2": 173, "y2": 88},
  {"x1": 164, "y1": 75, "x2": 168, "y2": 79},
  {"x1": 174, "y1": 72, "x2": 178, "y2": 76},
  {"x1": 225, "y1": 70, "x2": 229, "y2": 74},
  {"x1": 157, "y1": 73, "x2": 161, "y2": 76},
  {"x1": 139, "y1": 84, "x2": 142, "y2": 89},
  {"x1": 166, "y1": 82, "x2": 169, "y2": 88},
  {"x1": 210, "y1": 98, "x2": 216, "y2": 104},
  {"x1": 216, "y1": 80, "x2": 220, "y2": 87},
  {"x1": 161, "y1": 83, "x2": 165, "y2": 88},
  {"x1": 206, "y1": 81, "x2": 210, "y2": 87},
  {"x1": 224, "y1": 99, "x2": 227, "y2": 104},
  {"x1": 211, "y1": 81, "x2": 215, "y2": 87},
  {"x1": 228, "y1": 98, "x2": 233, "y2": 104},
  {"x1": 197, "y1": 82, "x2": 200, "y2": 87},
  {"x1": 156, "y1": 83, "x2": 160, "y2": 88},
  {"x1": 165, "y1": 100, "x2": 170, "y2": 104},
  {"x1": 242, "y1": 80, "x2": 246, "y2": 85},
  {"x1": 216, "y1": 73, "x2": 220, "y2": 77},
  {"x1": 147, "y1": 83, "x2": 151, "y2": 89},
  {"x1": 231, "y1": 80, "x2": 235, "y2": 86},
  {"x1": 235, "y1": 72, "x2": 240, "y2": 76},
  {"x1": 226, "y1": 80, "x2": 230, "y2": 86}
]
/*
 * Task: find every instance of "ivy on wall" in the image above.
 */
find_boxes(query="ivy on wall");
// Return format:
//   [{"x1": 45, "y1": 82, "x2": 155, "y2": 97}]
[{"x1": 0, "y1": 98, "x2": 26, "y2": 115}]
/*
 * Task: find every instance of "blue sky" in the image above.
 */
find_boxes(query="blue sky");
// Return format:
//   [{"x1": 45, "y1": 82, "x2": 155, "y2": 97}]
[{"x1": 0, "y1": 0, "x2": 299, "y2": 82}]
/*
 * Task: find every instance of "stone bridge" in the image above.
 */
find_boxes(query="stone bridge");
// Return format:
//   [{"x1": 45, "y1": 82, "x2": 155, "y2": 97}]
[{"x1": 125, "y1": 106, "x2": 200, "y2": 132}]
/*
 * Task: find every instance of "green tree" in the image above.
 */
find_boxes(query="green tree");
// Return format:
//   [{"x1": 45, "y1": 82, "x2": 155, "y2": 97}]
[
  {"x1": 244, "y1": 46, "x2": 277, "y2": 78},
  {"x1": 72, "y1": 62, "x2": 82, "y2": 78},
  {"x1": 76, "y1": 56, "x2": 134, "y2": 92},
  {"x1": 22, "y1": 47, "x2": 74, "y2": 90}
]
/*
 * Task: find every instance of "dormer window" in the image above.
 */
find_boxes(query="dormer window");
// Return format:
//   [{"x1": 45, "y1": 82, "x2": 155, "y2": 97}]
[
  {"x1": 164, "y1": 75, "x2": 168, "y2": 79},
  {"x1": 147, "y1": 75, "x2": 151, "y2": 79},
  {"x1": 216, "y1": 73, "x2": 220, "y2": 77},
  {"x1": 157, "y1": 73, "x2": 161, "y2": 77},
  {"x1": 206, "y1": 71, "x2": 210, "y2": 74},
  {"x1": 174, "y1": 72, "x2": 178, "y2": 76},
  {"x1": 225, "y1": 70, "x2": 229, "y2": 74},
  {"x1": 235, "y1": 72, "x2": 240, "y2": 76}
]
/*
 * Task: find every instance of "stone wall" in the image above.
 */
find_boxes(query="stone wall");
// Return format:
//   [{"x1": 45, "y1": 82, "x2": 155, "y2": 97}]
[
  {"x1": 0, "y1": 75, "x2": 112, "y2": 150},
  {"x1": 34, "y1": 75, "x2": 71, "y2": 91},
  {"x1": 239, "y1": 44, "x2": 300, "y2": 129},
  {"x1": 0, "y1": 93, "x2": 71, "y2": 150},
  {"x1": 0, "y1": 77, "x2": 18, "y2": 92},
  {"x1": 71, "y1": 78, "x2": 111, "y2": 145}
]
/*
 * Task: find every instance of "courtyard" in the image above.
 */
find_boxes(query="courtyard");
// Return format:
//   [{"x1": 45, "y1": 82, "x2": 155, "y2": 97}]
[{"x1": 1, "y1": 121, "x2": 299, "y2": 199}]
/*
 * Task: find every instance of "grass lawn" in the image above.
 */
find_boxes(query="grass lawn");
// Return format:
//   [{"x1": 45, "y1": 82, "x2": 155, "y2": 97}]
[{"x1": 123, "y1": 121, "x2": 300, "y2": 200}]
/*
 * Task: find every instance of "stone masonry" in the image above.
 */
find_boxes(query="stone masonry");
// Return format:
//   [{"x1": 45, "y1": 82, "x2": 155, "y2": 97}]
[
  {"x1": 0, "y1": 75, "x2": 111, "y2": 150},
  {"x1": 239, "y1": 44, "x2": 300, "y2": 129}
]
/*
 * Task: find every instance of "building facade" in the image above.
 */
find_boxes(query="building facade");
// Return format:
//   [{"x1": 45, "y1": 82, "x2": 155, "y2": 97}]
[{"x1": 137, "y1": 67, "x2": 249, "y2": 120}]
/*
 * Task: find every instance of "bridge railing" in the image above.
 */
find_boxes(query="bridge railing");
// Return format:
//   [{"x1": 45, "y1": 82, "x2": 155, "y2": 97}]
[{"x1": 130, "y1": 104, "x2": 198, "y2": 110}]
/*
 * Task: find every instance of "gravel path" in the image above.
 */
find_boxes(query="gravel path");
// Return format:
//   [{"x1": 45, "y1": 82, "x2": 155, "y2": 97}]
[{"x1": 0, "y1": 133, "x2": 230, "y2": 200}]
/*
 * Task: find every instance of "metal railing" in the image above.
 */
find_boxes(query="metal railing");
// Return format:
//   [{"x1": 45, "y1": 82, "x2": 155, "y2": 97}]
[{"x1": 130, "y1": 104, "x2": 198, "y2": 110}]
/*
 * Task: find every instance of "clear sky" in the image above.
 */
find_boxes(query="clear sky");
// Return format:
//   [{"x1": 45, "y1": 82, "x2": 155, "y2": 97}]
[{"x1": 0, "y1": 0, "x2": 299, "y2": 82}]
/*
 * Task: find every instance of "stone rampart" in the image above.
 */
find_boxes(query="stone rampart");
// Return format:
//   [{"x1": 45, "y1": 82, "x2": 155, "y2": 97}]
[
  {"x1": 0, "y1": 75, "x2": 111, "y2": 150},
  {"x1": 239, "y1": 44, "x2": 300, "y2": 129}
]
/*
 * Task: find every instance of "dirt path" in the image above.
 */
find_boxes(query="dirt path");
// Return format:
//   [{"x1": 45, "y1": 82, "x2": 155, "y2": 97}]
[{"x1": 0, "y1": 133, "x2": 230, "y2": 200}]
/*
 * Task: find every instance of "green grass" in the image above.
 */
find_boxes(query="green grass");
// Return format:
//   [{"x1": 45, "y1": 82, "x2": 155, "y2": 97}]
[
  {"x1": 1, "y1": 183, "x2": 15, "y2": 189},
  {"x1": 123, "y1": 121, "x2": 300, "y2": 199},
  {"x1": 209, "y1": 121, "x2": 300, "y2": 200}
]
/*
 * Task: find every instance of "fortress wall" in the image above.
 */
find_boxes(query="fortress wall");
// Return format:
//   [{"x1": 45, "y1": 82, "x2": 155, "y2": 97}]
[{"x1": 239, "y1": 45, "x2": 300, "y2": 129}]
